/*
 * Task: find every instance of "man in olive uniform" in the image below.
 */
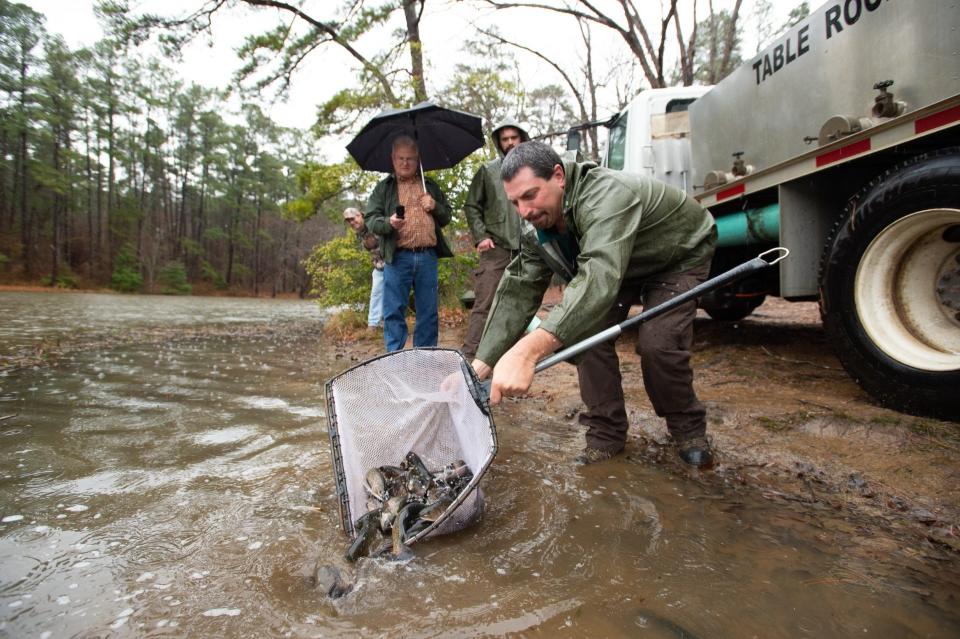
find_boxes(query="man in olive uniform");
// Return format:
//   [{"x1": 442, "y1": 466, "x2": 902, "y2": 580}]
[
  {"x1": 472, "y1": 141, "x2": 717, "y2": 467},
  {"x1": 364, "y1": 136, "x2": 454, "y2": 351},
  {"x1": 461, "y1": 121, "x2": 530, "y2": 361}
]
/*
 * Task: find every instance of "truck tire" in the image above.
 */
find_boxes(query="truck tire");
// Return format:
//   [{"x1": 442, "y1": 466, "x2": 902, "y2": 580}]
[{"x1": 819, "y1": 147, "x2": 960, "y2": 421}]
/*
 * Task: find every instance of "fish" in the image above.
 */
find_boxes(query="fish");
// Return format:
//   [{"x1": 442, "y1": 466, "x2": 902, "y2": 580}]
[
  {"x1": 364, "y1": 468, "x2": 389, "y2": 502},
  {"x1": 379, "y1": 495, "x2": 408, "y2": 533},
  {"x1": 418, "y1": 494, "x2": 455, "y2": 523},
  {"x1": 313, "y1": 563, "x2": 351, "y2": 599},
  {"x1": 344, "y1": 509, "x2": 381, "y2": 563},
  {"x1": 392, "y1": 501, "x2": 426, "y2": 556},
  {"x1": 345, "y1": 452, "x2": 476, "y2": 561}
]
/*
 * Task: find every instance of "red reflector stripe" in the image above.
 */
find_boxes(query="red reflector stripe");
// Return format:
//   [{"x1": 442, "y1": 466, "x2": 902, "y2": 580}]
[
  {"x1": 915, "y1": 104, "x2": 960, "y2": 134},
  {"x1": 716, "y1": 184, "x2": 745, "y2": 201},
  {"x1": 816, "y1": 138, "x2": 871, "y2": 167}
]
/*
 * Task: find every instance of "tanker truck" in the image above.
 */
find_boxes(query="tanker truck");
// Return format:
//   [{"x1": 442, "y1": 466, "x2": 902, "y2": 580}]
[{"x1": 564, "y1": 0, "x2": 959, "y2": 420}]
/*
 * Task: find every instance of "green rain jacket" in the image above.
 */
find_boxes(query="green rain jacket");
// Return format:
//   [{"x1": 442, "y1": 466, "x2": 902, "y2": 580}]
[
  {"x1": 363, "y1": 174, "x2": 454, "y2": 264},
  {"x1": 463, "y1": 121, "x2": 530, "y2": 250},
  {"x1": 475, "y1": 161, "x2": 717, "y2": 366}
]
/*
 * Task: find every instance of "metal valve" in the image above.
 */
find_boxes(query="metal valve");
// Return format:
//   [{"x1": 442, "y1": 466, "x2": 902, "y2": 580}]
[
  {"x1": 731, "y1": 151, "x2": 751, "y2": 176},
  {"x1": 872, "y1": 80, "x2": 905, "y2": 118}
]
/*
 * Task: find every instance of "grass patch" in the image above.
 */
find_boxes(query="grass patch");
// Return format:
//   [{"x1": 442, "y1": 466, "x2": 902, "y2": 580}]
[
  {"x1": 757, "y1": 410, "x2": 815, "y2": 432},
  {"x1": 323, "y1": 308, "x2": 374, "y2": 342},
  {"x1": 757, "y1": 415, "x2": 792, "y2": 432},
  {"x1": 905, "y1": 419, "x2": 960, "y2": 448}
]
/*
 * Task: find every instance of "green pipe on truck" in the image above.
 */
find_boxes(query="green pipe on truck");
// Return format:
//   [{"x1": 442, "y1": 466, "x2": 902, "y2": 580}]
[{"x1": 714, "y1": 204, "x2": 780, "y2": 247}]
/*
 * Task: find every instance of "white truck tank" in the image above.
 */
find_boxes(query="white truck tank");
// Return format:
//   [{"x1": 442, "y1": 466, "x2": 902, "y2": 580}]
[{"x1": 689, "y1": 0, "x2": 960, "y2": 186}]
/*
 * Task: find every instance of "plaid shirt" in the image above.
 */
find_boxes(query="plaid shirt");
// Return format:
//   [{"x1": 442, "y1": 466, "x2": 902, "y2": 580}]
[{"x1": 395, "y1": 178, "x2": 437, "y2": 249}]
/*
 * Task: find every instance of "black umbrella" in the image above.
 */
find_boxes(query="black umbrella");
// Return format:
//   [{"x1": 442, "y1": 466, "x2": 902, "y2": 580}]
[{"x1": 346, "y1": 101, "x2": 485, "y2": 186}]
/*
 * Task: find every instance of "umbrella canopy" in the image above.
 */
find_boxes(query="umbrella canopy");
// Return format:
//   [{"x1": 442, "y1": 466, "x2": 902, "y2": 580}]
[{"x1": 346, "y1": 101, "x2": 485, "y2": 174}]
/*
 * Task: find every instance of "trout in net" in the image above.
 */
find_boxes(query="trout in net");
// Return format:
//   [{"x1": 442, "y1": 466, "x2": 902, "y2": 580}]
[{"x1": 345, "y1": 451, "x2": 474, "y2": 562}]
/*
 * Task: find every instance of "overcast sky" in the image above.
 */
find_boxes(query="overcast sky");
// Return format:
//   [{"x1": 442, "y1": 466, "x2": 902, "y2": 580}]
[{"x1": 20, "y1": 0, "x2": 799, "y2": 160}]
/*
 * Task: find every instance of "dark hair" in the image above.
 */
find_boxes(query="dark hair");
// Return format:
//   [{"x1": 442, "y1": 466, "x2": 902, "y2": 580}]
[{"x1": 501, "y1": 140, "x2": 562, "y2": 182}]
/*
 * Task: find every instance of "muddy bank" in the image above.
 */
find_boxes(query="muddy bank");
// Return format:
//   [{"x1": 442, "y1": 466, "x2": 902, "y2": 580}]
[{"x1": 332, "y1": 297, "x2": 959, "y2": 559}]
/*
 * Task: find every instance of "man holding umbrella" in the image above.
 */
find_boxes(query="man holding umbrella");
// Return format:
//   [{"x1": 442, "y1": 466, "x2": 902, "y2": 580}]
[{"x1": 364, "y1": 135, "x2": 454, "y2": 351}]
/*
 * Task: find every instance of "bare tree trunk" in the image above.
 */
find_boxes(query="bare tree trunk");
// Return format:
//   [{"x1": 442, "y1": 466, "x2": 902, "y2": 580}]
[
  {"x1": 718, "y1": 0, "x2": 744, "y2": 80},
  {"x1": 674, "y1": 0, "x2": 698, "y2": 87},
  {"x1": 253, "y1": 193, "x2": 262, "y2": 296},
  {"x1": 578, "y1": 19, "x2": 599, "y2": 158},
  {"x1": 50, "y1": 135, "x2": 61, "y2": 287},
  {"x1": 178, "y1": 165, "x2": 189, "y2": 259},
  {"x1": 226, "y1": 180, "x2": 241, "y2": 287},
  {"x1": 84, "y1": 109, "x2": 95, "y2": 275},
  {"x1": 0, "y1": 126, "x2": 9, "y2": 231},
  {"x1": 95, "y1": 131, "x2": 104, "y2": 272},
  {"x1": 403, "y1": 0, "x2": 428, "y2": 102},
  {"x1": 106, "y1": 101, "x2": 116, "y2": 264},
  {"x1": 18, "y1": 50, "x2": 32, "y2": 277},
  {"x1": 64, "y1": 132, "x2": 74, "y2": 271},
  {"x1": 706, "y1": 0, "x2": 718, "y2": 83}
]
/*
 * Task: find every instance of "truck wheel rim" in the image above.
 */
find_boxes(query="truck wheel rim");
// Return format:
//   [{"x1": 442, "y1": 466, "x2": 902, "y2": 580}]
[{"x1": 855, "y1": 208, "x2": 960, "y2": 372}]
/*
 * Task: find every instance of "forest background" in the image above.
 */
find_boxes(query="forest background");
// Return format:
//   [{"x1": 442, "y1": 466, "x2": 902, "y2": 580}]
[{"x1": 0, "y1": 0, "x2": 807, "y2": 306}]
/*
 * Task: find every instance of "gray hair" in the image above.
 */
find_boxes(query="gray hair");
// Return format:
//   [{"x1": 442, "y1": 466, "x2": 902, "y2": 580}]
[
  {"x1": 392, "y1": 135, "x2": 418, "y2": 154},
  {"x1": 501, "y1": 140, "x2": 562, "y2": 182}
]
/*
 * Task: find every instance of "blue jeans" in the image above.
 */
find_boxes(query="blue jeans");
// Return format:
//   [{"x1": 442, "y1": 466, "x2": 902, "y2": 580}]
[
  {"x1": 383, "y1": 248, "x2": 438, "y2": 351},
  {"x1": 367, "y1": 268, "x2": 384, "y2": 327}
]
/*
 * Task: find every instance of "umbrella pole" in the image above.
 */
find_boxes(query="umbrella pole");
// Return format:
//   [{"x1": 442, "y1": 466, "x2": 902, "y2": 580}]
[{"x1": 419, "y1": 158, "x2": 426, "y2": 192}]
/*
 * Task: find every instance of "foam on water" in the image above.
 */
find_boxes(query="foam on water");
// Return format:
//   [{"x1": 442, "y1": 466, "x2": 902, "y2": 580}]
[
  {"x1": 193, "y1": 426, "x2": 257, "y2": 446},
  {"x1": 239, "y1": 396, "x2": 289, "y2": 410},
  {"x1": 202, "y1": 608, "x2": 241, "y2": 617},
  {"x1": 238, "y1": 396, "x2": 323, "y2": 418}
]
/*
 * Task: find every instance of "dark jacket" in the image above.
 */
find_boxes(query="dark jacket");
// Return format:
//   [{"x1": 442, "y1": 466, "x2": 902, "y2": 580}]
[
  {"x1": 463, "y1": 120, "x2": 530, "y2": 250},
  {"x1": 363, "y1": 174, "x2": 453, "y2": 264},
  {"x1": 476, "y1": 161, "x2": 717, "y2": 366}
]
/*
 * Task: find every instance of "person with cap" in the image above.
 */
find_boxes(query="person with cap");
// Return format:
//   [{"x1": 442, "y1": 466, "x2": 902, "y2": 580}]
[
  {"x1": 460, "y1": 121, "x2": 530, "y2": 361},
  {"x1": 364, "y1": 136, "x2": 454, "y2": 351},
  {"x1": 343, "y1": 206, "x2": 385, "y2": 331},
  {"x1": 471, "y1": 141, "x2": 717, "y2": 468}
]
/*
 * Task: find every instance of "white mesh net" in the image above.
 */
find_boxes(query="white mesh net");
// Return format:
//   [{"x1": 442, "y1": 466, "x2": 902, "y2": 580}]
[{"x1": 326, "y1": 348, "x2": 496, "y2": 544}]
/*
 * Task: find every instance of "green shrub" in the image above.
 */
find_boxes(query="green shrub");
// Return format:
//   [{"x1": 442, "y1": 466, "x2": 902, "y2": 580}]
[
  {"x1": 158, "y1": 261, "x2": 192, "y2": 295},
  {"x1": 110, "y1": 245, "x2": 143, "y2": 293},
  {"x1": 439, "y1": 251, "x2": 477, "y2": 308},
  {"x1": 305, "y1": 232, "x2": 478, "y2": 312},
  {"x1": 304, "y1": 234, "x2": 371, "y2": 309},
  {"x1": 40, "y1": 272, "x2": 78, "y2": 289},
  {"x1": 200, "y1": 260, "x2": 227, "y2": 290}
]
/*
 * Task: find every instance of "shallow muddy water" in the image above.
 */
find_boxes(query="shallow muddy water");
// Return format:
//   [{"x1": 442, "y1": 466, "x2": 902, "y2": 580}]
[{"x1": 0, "y1": 291, "x2": 958, "y2": 637}]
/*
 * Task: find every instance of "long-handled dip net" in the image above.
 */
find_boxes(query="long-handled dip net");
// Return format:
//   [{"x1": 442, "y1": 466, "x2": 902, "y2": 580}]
[
  {"x1": 326, "y1": 348, "x2": 495, "y2": 558},
  {"x1": 325, "y1": 248, "x2": 788, "y2": 560}
]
